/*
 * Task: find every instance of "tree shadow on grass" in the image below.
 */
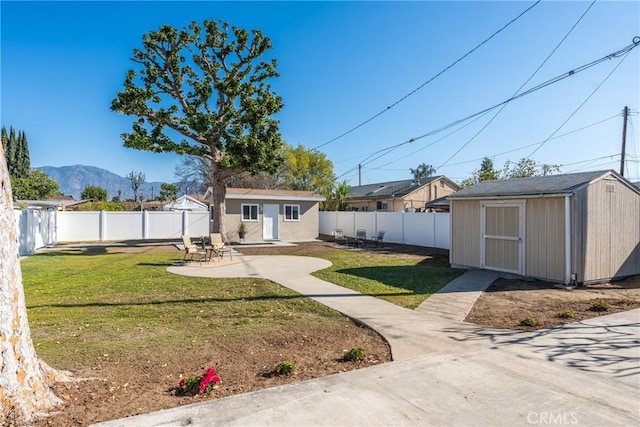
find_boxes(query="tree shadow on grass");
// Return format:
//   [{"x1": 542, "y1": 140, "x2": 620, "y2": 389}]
[
  {"x1": 334, "y1": 265, "x2": 463, "y2": 295},
  {"x1": 444, "y1": 319, "x2": 640, "y2": 379}
]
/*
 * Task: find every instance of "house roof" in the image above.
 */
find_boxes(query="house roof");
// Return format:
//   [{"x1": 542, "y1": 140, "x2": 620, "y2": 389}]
[
  {"x1": 162, "y1": 195, "x2": 208, "y2": 211},
  {"x1": 347, "y1": 176, "x2": 450, "y2": 200},
  {"x1": 448, "y1": 170, "x2": 640, "y2": 199},
  {"x1": 425, "y1": 195, "x2": 450, "y2": 209},
  {"x1": 204, "y1": 187, "x2": 325, "y2": 202}
]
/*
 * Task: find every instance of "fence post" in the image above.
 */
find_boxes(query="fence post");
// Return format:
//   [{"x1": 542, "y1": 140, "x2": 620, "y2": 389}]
[
  {"x1": 182, "y1": 211, "x2": 188, "y2": 236},
  {"x1": 401, "y1": 211, "x2": 405, "y2": 244},
  {"x1": 142, "y1": 210, "x2": 148, "y2": 239},
  {"x1": 99, "y1": 211, "x2": 106, "y2": 241}
]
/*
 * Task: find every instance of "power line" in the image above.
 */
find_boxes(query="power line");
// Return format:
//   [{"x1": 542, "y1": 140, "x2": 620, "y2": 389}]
[
  {"x1": 373, "y1": 113, "x2": 619, "y2": 171},
  {"x1": 434, "y1": 0, "x2": 597, "y2": 170},
  {"x1": 312, "y1": 0, "x2": 542, "y2": 151},
  {"x1": 337, "y1": 38, "x2": 640, "y2": 178},
  {"x1": 525, "y1": 48, "x2": 634, "y2": 159}
]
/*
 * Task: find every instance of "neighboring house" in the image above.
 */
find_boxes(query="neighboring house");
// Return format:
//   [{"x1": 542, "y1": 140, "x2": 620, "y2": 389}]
[
  {"x1": 448, "y1": 170, "x2": 640, "y2": 285},
  {"x1": 162, "y1": 195, "x2": 208, "y2": 212},
  {"x1": 204, "y1": 187, "x2": 325, "y2": 243},
  {"x1": 347, "y1": 176, "x2": 460, "y2": 212},
  {"x1": 425, "y1": 196, "x2": 451, "y2": 212},
  {"x1": 633, "y1": 181, "x2": 640, "y2": 189}
]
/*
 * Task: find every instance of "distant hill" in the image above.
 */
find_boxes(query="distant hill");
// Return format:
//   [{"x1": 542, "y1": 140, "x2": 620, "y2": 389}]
[{"x1": 36, "y1": 165, "x2": 167, "y2": 201}]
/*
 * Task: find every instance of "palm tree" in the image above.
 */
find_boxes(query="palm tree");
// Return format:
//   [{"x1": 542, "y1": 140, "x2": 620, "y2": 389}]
[{"x1": 410, "y1": 163, "x2": 435, "y2": 183}]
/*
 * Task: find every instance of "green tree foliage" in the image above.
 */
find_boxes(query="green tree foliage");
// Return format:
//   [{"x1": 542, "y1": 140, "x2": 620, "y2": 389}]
[
  {"x1": 11, "y1": 170, "x2": 59, "y2": 200},
  {"x1": 410, "y1": 163, "x2": 435, "y2": 182},
  {"x1": 77, "y1": 201, "x2": 125, "y2": 211},
  {"x1": 460, "y1": 157, "x2": 561, "y2": 187},
  {"x1": 321, "y1": 180, "x2": 351, "y2": 211},
  {"x1": 460, "y1": 157, "x2": 502, "y2": 187},
  {"x1": 159, "y1": 183, "x2": 179, "y2": 201},
  {"x1": 503, "y1": 158, "x2": 560, "y2": 179},
  {"x1": 281, "y1": 144, "x2": 335, "y2": 193},
  {"x1": 111, "y1": 20, "x2": 283, "y2": 236},
  {"x1": 81, "y1": 185, "x2": 108, "y2": 201},
  {"x1": 126, "y1": 171, "x2": 145, "y2": 203},
  {"x1": 16, "y1": 131, "x2": 31, "y2": 177}
]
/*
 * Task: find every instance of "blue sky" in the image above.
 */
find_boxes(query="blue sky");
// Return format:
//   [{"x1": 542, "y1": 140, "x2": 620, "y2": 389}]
[{"x1": 2, "y1": 1, "x2": 639, "y2": 188}]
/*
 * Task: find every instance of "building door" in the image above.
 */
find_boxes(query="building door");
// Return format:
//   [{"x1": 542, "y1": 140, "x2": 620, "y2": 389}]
[
  {"x1": 481, "y1": 201, "x2": 525, "y2": 274},
  {"x1": 262, "y1": 204, "x2": 279, "y2": 240}
]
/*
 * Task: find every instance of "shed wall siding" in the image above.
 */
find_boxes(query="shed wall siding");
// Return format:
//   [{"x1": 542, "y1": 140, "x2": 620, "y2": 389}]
[
  {"x1": 451, "y1": 200, "x2": 481, "y2": 267},
  {"x1": 524, "y1": 197, "x2": 565, "y2": 281},
  {"x1": 582, "y1": 178, "x2": 640, "y2": 282}
]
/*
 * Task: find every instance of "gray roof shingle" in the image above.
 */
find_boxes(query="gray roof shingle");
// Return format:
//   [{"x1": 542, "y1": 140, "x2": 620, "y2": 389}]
[
  {"x1": 348, "y1": 176, "x2": 442, "y2": 200},
  {"x1": 448, "y1": 170, "x2": 630, "y2": 199}
]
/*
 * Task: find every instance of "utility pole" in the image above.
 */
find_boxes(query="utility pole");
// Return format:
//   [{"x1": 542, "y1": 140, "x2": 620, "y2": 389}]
[
  {"x1": 358, "y1": 164, "x2": 361, "y2": 186},
  {"x1": 620, "y1": 106, "x2": 628, "y2": 177}
]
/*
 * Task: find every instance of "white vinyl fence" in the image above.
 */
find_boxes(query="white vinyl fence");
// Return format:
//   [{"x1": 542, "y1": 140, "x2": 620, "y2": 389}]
[
  {"x1": 319, "y1": 211, "x2": 450, "y2": 249},
  {"x1": 15, "y1": 209, "x2": 210, "y2": 256},
  {"x1": 15, "y1": 209, "x2": 449, "y2": 257}
]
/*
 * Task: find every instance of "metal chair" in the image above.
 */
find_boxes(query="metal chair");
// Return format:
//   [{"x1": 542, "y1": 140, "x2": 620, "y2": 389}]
[
  {"x1": 355, "y1": 229, "x2": 367, "y2": 248},
  {"x1": 334, "y1": 229, "x2": 349, "y2": 247},
  {"x1": 181, "y1": 235, "x2": 208, "y2": 263},
  {"x1": 209, "y1": 232, "x2": 233, "y2": 261},
  {"x1": 370, "y1": 230, "x2": 385, "y2": 248}
]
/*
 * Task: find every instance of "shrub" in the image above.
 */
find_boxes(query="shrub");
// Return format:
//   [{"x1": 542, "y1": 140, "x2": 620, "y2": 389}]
[
  {"x1": 617, "y1": 297, "x2": 634, "y2": 306},
  {"x1": 556, "y1": 310, "x2": 576, "y2": 319},
  {"x1": 588, "y1": 300, "x2": 610, "y2": 312},
  {"x1": 275, "y1": 361, "x2": 296, "y2": 376},
  {"x1": 343, "y1": 347, "x2": 365, "y2": 362},
  {"x1": 519, "y1": 317, "x2": 540, "y2": 327}
]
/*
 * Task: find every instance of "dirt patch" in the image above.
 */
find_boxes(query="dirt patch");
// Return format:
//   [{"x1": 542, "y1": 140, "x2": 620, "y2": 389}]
[
  {"x1": 36, "y1": 325, "x2": 390, "y2": 426},
  {"x1": 465, "y1": 275, "x2": 640, "y2": 330}
]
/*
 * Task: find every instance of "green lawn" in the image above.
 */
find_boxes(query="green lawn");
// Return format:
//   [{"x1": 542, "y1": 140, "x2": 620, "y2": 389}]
[
  {"x1": 22, "y1": 242, "x2": 463, "y2": 371},
  {"x1": 21, "y1": 246, "x2": 347, "y2": 370}
]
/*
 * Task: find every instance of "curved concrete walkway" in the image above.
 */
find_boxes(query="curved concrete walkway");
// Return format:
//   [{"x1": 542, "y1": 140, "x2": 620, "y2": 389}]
[{"x1": 96, "y1": 255, "x2": 640, "y2": 427}]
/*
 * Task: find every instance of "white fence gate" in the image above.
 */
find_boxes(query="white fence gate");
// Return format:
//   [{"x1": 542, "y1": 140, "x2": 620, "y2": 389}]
[{"x1": 319, "y1": 211, "x2": 450, "y2": 250}]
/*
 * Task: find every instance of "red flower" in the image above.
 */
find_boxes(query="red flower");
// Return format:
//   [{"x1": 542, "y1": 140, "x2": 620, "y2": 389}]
[
  {"x1": 178, "y1": 379, "x2": 185, "y2": 388},
  {"x1": 198, "y1": 367, "x2": 221, "y2": 393}
]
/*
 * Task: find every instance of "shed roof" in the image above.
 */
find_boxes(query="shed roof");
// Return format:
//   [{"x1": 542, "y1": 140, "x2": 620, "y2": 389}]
[
  {"x1": 348, "y1": 176, "x2": 445, "y2": 200},
  {"x1": 448, "y1": 170, "x2": 640, "y2": 199},
  {"x1": 205, "y1": 187, "x2": 324, "y2": 202}
]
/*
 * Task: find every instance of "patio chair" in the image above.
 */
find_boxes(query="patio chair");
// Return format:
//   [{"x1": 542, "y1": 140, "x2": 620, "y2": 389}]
[
  {"x1": 181, "y1": 235, "x2": 208, "y2": 263},
  {"x1": 370, "y1": 230, "x2": 385, "y2": 248},
  {"x1": 355, "y1": 229, "x2": 367, "y2": 248},
  {"x1": 210, "y1": 232, "x2": 233, "y2": 261},
  {"x1": 333, "y1": 229, "x2": 349, "y2": 247}
]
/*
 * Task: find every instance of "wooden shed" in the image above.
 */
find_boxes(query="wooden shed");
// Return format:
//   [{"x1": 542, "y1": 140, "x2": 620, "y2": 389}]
[{"x1": 448, "y1": 170, "x2": 640, "y2": 285}]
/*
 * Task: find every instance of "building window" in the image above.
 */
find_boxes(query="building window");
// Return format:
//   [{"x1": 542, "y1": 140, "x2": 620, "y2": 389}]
[
  {"x1": 242, "y1": 204, "x2": 259, "y2": 221},
  {"x1": 376, "y1": 201, "x2": 388, "y2": 210},
  {"x1": 440, "y1": 180, "x2": 445, "y2": 188},
  {"x1": 284, "y1": 204, "x2": 300, "y2": 221}
]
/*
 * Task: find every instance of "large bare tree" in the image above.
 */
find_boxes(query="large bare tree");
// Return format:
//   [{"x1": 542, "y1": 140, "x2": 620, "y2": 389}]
[
  {"x1": 0, "y1": 145, "x2": 70, "y2": 424},
  {"x1": 112, "y1": 20, "x2": 284, "y2": 235}
]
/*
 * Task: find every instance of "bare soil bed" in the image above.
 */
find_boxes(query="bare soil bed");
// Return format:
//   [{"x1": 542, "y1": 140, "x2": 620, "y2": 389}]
[{"x1": 465, "y1": 275, "x2": 640, "y2": 330}]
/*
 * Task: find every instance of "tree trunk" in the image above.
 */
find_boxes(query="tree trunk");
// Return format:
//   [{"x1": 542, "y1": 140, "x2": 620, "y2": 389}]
[
  {"x1": 0, "y1": 145, "x2": 68, "y2": 424},
  {"x1": 210, "y1": 179, "x2": 227, "y2": 239}
]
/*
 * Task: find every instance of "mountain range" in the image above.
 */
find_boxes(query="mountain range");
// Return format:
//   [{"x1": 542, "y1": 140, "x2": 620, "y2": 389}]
[{"x1": 36, "y1": 165, "x2": 167, "y2": 201}]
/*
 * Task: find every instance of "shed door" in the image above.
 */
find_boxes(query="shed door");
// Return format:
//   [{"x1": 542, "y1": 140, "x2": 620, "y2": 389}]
[
  {"x1": 262, "y1": 204, "x2": 279, "y2": 240},
  {"x1": 481, "y1": 202, "x2": 525, "y2": 274}
]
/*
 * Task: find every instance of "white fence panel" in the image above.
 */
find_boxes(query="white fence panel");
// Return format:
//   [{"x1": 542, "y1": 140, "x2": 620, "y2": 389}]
[
  {"x1": 15, "y1": 209, "x2": 56, "y2": 256},
  {"x1": 376, "y1": 212, "x2": 404, "y2": 244},
  {"x1": 105, "y1": 212, "x2": 144, "y2": 240},
  {"x1": 57, "y1": 212, "x2": 101, "y2": 242},
  {"x1": 147, "y1": 211, "x2": 185, "y2": 239},
  {"x1": 185, "y1": 212, "x2": 210, "y2": 238},
  {"x1": 353, "y1": 212, "x2": 377, "y2": 239},
  {"x1": 435, "y1": 213, "x2": 451, "y2": 249},
  {"x1": 403, "y1": 212, "x2": 432, "y2": 247},
  {"x1": 319, "y1": 211, "x2": 451, "y2": 250}
]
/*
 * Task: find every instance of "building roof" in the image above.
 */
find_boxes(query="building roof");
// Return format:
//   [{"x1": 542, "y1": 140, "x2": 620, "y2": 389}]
[
  {"x1": 162, "y1": 195, "x2": 208, "y2": 211},
  {"x1": 204, "y1": 187, "x2": 325, "y2": 202},
  {"x1": 425, "y1": 195, "x2": 450, "y2": 209},
  {"x1": 448, "y1": 170, "x2": 640, "y2": 199},
  {"x1": 347, "y1": 176, "x2": 447, "y2": 200}
]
